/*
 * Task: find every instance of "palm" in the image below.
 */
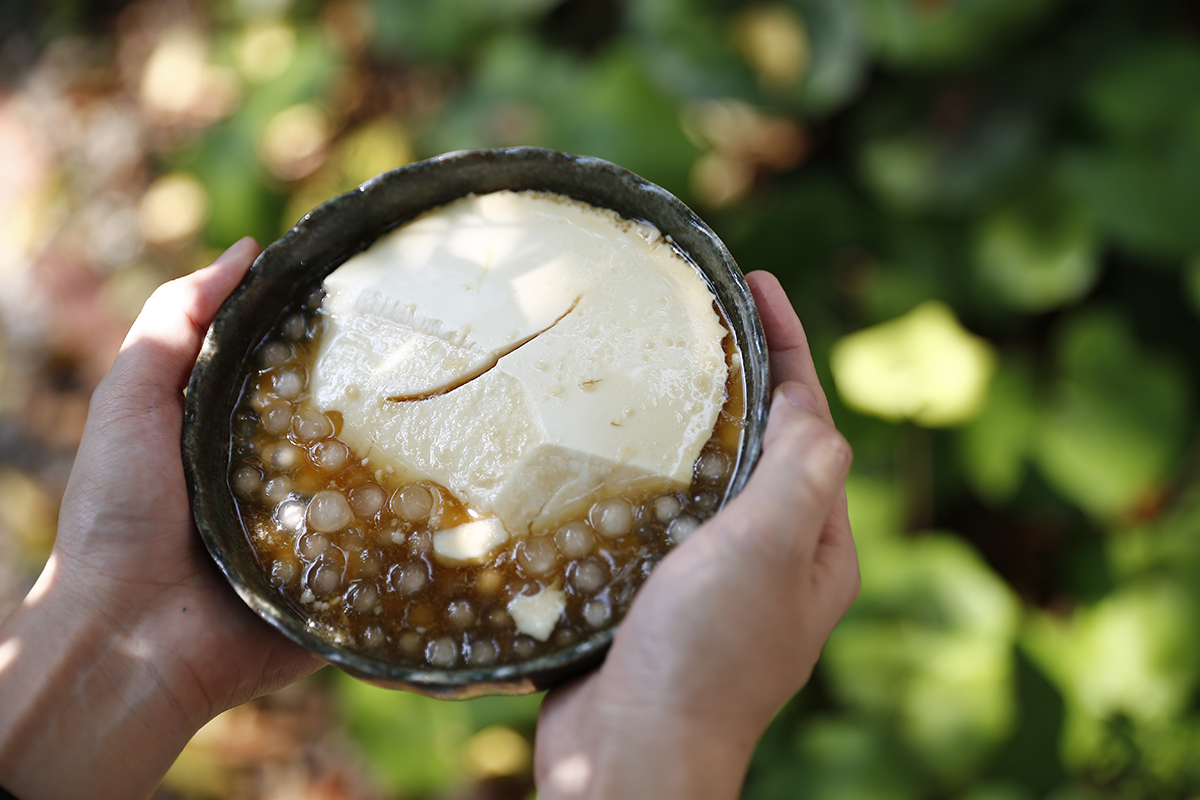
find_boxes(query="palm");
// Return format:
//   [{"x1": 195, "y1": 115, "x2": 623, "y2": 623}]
[
  {"x1": 534, "y1": 271, "x2": 858, "y2": 798},
  {"x1": 54, "y1": 241, "x2": 320, "y2": 720}
]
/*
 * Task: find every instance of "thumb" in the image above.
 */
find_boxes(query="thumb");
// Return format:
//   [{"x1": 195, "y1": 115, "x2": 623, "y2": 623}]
[
  {"x1": 713, "y1": 381, "x2": 852, "y2": 567},
  {"x1": 94, "y1": 237, "x2": 260, "y2": 419}
]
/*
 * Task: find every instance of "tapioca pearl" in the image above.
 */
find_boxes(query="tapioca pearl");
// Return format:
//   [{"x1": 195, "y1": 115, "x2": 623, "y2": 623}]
[
  {"x1": 292, "y1": 409, "x2": 333, "y2": 442},
  {"x1": 486, "y1": 607, "x2": 513, "y2": 630},
  {"x1": 232, "y1": 411, "x2": 259, "y2": 439},
  {"x1": 347, "y1": 582, "x2": 380, "y2": 614},
  {"x1": 312, "y1": 440, "x2": 350, "y2": 473},
  {"x1": 232, "y1": 440, "x2": 258, "y2": 462},
  {"x1": 408, "y1": 530, "x2": 432, "y2": 555},
  {"x1": 276, "y1": 499, "x2": 307, "y2": 533},
  {"x1": 272, "y1": 369, "x2": 305, "y2": 400},
  {"x1": 476, "y1": 569, "x2": 504, "y2": 595},
  {"x1": 348, "y1": 484, "x2": 387, "y2": 518},
  {"x1": 554, "y1": 521, "x2": 595, "y2": 558},
  {"x1": 446, "y1": 599, "x2": 476, "y2": 629},
  {"x1": 697, "y1": 450, "x2": 730, "y2": 482},
  {"x1": 590, "y1": 498, "x2": 634, "y2": 539},
  {"x1": 517, "y1": 537, "x2": 558, "y2": 577},
  {"x1": 467, "y1": 638, "x2": 498, "y2": 666},
  {"x1": 512, "y1": 636, "x2": 537, "y2": 660},
  {"x1": 269, "y1": 555, "x2": 298, "y2": 587},
  {"x1": 268, "y1": 441, "x2": 304, "y2": 471},
  {"x1": 305, "y1": 559, "x2": 343, "y2": 597},
  {"x1": 249, "y1": 389, "x2": 272, "y2": 412},
  {"x1": 361, "y1": 625, "x2": 385, "y2": 648},
  {"x1": 554, "y1": 628, "x2": 577, "y2": 647},
  {"x1": 308, "y1": 490, "x2": 353, "y2": 533},
  {"x1": 256, "y1": 341, "x2": 292, "y2": 368},
  {"x1": 397, "y1": 631, "x2": 423, "y2": 657},
  {"x1": 282, "y1": 313, "x2": 307, "y2": 340},
  {"x1": 583, "y1": 599, "x2": 611, "y2": 628},
  {"x1": 653, "y1": 494, "x2": 682, "y2": 523},
  {"x1": 571, "y1": 558, "x2": 608, "y2": 595},
  {"x1": 260, "y1": 401, "x2": 292, "y2": 435},
  {"x1": 297, "y1": 532, "x2": 330, "y2": 561},
  {"x1": 339, "y1": 526, "x2": 366, "y2": 550},
  {"x1": 304, "y1": 287, "x2": 325, "y2": 310},
  {"x1": 392, "y1": 484, "x2": 433, "y2": 523},
  {"x1": 426, "y1": 637, "x2": 458, "y2": 668},
  {"x1": 389, "y1": 562, "x2": 429, "y2": 596},
  {"x1": 231, "y1": 464, "x2": 262, "y2": 499},
  {"x1": 694, "y1": 492, "x2": 719, "y2": 513},
  {"x1": 262, "y1": 475, "x2": 292, "y2": 504}
]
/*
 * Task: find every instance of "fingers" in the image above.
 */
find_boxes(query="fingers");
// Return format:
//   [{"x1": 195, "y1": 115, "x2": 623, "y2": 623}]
[
  {"x1": 745, "y1": 270, "x2": 832, "y2": 423},
  {"x1": 719, "y1": 383, "x2": 852, "y2": 566},
  {"x1": 99, "y1": 238, "x2": 260, "y2": 412}
]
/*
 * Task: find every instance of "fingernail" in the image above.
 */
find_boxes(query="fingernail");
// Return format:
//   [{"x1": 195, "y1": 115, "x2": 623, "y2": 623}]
[
  {"x1": 212, "y1": 236, "x2": 258, "y2": 266},
  {"x1": 776, "y1": 381, "x2": 819, "y2": 412}
]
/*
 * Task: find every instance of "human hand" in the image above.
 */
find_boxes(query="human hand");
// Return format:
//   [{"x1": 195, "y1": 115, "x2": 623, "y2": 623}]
[
  {"x1": 535, "y1": 270, "x2": 859, "y2": 800},
  {"x1": 0, "y1": 239, "x2": 322, "y2": 800}
]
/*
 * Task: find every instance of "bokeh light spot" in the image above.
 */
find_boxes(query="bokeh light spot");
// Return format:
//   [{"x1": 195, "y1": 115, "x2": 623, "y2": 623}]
[
  {"x1": 831, "y1": 301, "x2": 997, "y2": 427},
  {"x1": 139, "y1": 173, "x2": 209, "y2": 244},
  {"x1": 259, "y1": 104, "x2": 332, "y2": 181}
]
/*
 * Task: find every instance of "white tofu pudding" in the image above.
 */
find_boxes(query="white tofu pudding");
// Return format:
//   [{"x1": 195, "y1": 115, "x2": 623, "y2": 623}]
[{"x1": 227, "y1": 190, "x2": 745, "y2": 669}]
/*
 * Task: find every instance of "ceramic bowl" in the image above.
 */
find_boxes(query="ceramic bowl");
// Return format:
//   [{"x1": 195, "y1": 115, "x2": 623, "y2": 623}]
[{"x1": 183, "y1": 147, "x2": 770, "y2": 699}]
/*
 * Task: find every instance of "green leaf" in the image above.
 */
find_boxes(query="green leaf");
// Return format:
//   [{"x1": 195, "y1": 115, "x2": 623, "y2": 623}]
[
  {"x1": 335, "y1": 674, "x2": 473, "y2": 795},
  {"x1": 369, "y1": 0, "x2": 558, "y2": 62},
  {"x1": 1083, "y1": 42, "x2": 1200, "y2": 144},
  {"x1": 425, "y1": 35, "x2": 699, "y2": 195},
  {"x1": 1022, "y1": 581, "x2": 1200, "y2": 769},
  {"x1": 1065, "y1": 144, "x2": 1200, "y2": 261},
  {"x1": 745, "y1": 716, "x2": 925, "y2": 800},
  {"x1": 957, "y1": 360, "x2": 1037, "y2": 505},
  {"x1": 973, "y1": 195, "x2": 1100, "y2": 313},
  {"x1": 851, "y1": 0, "x2": 1059, "y2": 67},
  {"x1": 824, "y1": 531, "x2": 1021, "y2": 782},
  {"x1": 1033, "y1": 309, "x2": 1189, "y2": 519},
  {"x1": 830, "y1": 301, "x2": 998, "y2": 427}
]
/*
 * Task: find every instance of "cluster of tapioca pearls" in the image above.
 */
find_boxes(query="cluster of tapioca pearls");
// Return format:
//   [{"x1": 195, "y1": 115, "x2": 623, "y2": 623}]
[{"x1": 229, "y1": 303, "x2": 738, "y2": 665}]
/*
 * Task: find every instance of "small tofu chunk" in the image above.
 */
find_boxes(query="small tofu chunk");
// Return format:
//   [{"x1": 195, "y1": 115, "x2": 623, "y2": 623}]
[
  {"x1": 507, "y1": 586, "x2": 566, "y2": 641},
  {"x1": 432, "y1": 518, "x2": 509, "y2": 566}
]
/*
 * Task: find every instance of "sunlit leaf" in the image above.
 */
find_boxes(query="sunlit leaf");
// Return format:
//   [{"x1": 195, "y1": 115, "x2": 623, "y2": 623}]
[
  {"x1": 1033, "y1": 309, "x2": 1188, "y2": 519},
  {"x1": 973, "y1": 197, "x2": 1100, "y2": 313},
  {"x1": 831, "y1": 301, "x2": 998, "y2": 427},
  {"x1": 1023, "y1": 581, "x2": 1200, "y2": 769},
  {"x1": 825, "y1": 530, "x2": 1021, "y2": 782}
]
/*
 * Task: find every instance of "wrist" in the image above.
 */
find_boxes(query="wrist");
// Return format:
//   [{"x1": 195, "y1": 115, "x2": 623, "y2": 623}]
[
  {"x1": 539, "y1": 680, "x2": 759, "y2": 800},
  {"x1": 0, "y1": 558, "x2": 203, "y2": 800}
]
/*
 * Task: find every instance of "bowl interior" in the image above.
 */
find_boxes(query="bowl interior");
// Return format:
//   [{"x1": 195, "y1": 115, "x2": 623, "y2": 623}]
[{"x1": 183, "y1": 147, "x2": 769, "y2": 698}]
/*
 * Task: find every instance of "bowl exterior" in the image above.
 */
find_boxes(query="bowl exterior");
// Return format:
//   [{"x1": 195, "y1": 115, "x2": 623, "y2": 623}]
[{"x1": 183, "y1": 147, "x2": 769, "y2": 698}]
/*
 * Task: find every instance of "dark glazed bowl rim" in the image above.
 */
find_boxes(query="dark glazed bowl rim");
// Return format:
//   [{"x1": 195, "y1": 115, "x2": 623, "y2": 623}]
[{"x1": 183, "y1": 147, "x2": 770, "y2": 699}]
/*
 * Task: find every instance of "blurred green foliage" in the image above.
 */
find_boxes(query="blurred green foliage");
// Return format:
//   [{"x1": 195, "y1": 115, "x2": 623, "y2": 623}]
[{"x1": 15, "y1": 0, "x2": 1200, "y2": 795}]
